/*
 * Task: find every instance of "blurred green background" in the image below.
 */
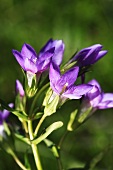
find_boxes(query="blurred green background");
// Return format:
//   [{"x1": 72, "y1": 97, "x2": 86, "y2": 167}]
[{"x1": 0, "y1": 0, "x2": 113, "y2": 169}]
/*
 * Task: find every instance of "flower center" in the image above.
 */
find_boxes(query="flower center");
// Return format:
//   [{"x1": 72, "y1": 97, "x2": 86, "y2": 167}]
[{"x1": 61, "y1": 82, "x2": 68, "y2": 94}]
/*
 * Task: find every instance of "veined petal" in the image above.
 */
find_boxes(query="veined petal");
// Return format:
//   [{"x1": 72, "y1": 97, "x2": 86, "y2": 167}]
[
  {"x1": 21, "y1": 43, "x2": 37, "y2": 59},
  {"x1": 49, "y1": 62, "x2": 61, "y2": 93},
  {"x1": 95, "y1": 50, "x2": 108, "y2": 62},
  {"x1": 85, "y1": 85, "x2": 102, "y2": 107},
  {"x1": 88, "y1": 79, "x2": 101, "y2": 92},
  {"x1": 60, "y1": 66, "x2": 79, "y2": 87},
  {"x1": 63, "y1": 84, "x2": 92, "y2": 99},
  {"x1": 52, "y1": 40, "x2": 65, "y2": 65},
  {"x1": 97, "y1": 101, "x2": 113, "y2": 109},
  {"x1": 37, "y1": 48, "x2": 55, "y2": 71},
  {"x1": 49, "y1": 62, "x2": 60, "y2": 83},
  {"x1": 100, "y1": 93, "x2": 113, "y2": 102},
  {"x1": 12, "y1": 50, "x2": 25, "y2": 70},
  {"x1": 70, "y1": 44, "x2": 107, "y2": 67},
  {"x1": 24, "y1": 58, "x2": 38, "y2": 73},
  {"x1": 39, "y1": 39, "x2": 53, "y2": 54}
]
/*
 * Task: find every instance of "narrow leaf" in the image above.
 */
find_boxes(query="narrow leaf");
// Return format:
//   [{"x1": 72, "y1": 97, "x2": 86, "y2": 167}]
[{"x1": 32, "y1": 121, "x2": 63, "y2": 145}]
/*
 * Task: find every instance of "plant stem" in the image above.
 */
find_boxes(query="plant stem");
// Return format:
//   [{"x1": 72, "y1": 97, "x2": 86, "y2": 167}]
[
  {"x1": 29, "y1": 83, "x2": 49, "y2": 115},
  {"x1": 34, "y1": 114, "x2": 46, "y2": 136},
  {"x1": 31, "y1": 143, "x2": 43, "y2": 170},
  {"x1": 28, "y1": 120, "x2": 43, "y2": 170},
  {"x1": 7, "y1": 148, "x2": 28, "y2": 170}
]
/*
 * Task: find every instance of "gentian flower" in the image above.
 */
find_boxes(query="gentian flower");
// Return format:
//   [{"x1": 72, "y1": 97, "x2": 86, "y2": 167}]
[
  {"x1": 69, "y1": 44, "x2": 107, "y2": 67},
  {"x1": 0, "y1": 103, "x2": 13, "y2": 136},
  {"x1": 12, "y1": 39, "x2": 64, "y2": 87},
  {"x1": 12, "y1": 39, "x2": 64, "y2": 73},
  {"x1": 81, "y1": 79, "x2": 113, "y2": 111},
  {"x1": 39, "y1": 38, "x2": 65, "y2": 66},
  {"x1": 16, "y1": 80, "x2": 25, "y2": 97},
  {"x1": 49, "y1": 62, "x2": 92, "y2": 102}
]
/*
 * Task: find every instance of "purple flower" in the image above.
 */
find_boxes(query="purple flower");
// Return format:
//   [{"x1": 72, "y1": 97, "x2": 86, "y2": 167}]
[
  {"x1": 16, "y1": 80, "x2": 25, "y2": 97},
  {"x1": 82, "y1": 79, "x2": 113, "y2": 110},
  {"x1": 39, "y1": 38, "x2": 65, "y2": 66},
  {"x1": 12, "y1": 43, "x2": 54, "y2": 74},
  {"x1": 12, "y1": 39, "x2": 64, "y2": 74},
  {"x1": 49, "y1": 62, "x2": 92, "y2": 100},
  {"x1": 0, "y1": 103, "x2": 13, "y2": 135},
  {"x1": 69, "y1": 44, "x2": 107, "y2": 67}
]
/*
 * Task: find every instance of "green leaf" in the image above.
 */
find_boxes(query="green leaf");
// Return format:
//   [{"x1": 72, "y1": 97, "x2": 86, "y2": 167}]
[
  {"x1": 0, "y1": 98, "x2": 28, "y2": 121},
  {"x1": 15, "y1": 133, "x2": 30, "y2": 145},
  {"x1": 67, "y1": 109, "x2": 78, "y2": 131},
  {"x1": 32, "y1": 121, "x2": 63, "y2": 145}
]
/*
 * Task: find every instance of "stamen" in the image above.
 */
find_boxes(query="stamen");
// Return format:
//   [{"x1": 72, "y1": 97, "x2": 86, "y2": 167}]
[{"x1": 61, "y1": 82, "x2": 68, "y2": 94}]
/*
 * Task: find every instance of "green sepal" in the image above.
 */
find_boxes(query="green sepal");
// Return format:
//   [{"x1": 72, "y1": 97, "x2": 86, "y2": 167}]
[
  {"x1": 44, "y1": 94, "x2": 59, "y2": 116},
  {"x1": 78, "y1": 106, "x2": 92, "y2": 123},
  {"x1": 43, "y1": 87, "x2": 53, "y2": 106},
  {"x1": 32, "y1": 121, "x2": 63, "y2": 145},
  {"x1": 67, "y1": 109, "x2": 78, "y2": 131},
  {"x1": 15, "y1": 94, "x2": 26, "y2": 113},
  {"x1": 25, "y1": 72, "x2": 37, "y2": 98}
]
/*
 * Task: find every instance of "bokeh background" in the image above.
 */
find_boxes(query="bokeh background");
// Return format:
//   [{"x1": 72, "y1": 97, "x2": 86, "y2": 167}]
[{"x1": 0, "y1": 0, "x2": 113, "y2": 169}]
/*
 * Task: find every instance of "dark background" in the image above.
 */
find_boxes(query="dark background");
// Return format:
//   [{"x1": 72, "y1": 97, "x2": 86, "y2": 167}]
[{"x1": 0, "y1": 0, "x2": 113, "y2": 169}]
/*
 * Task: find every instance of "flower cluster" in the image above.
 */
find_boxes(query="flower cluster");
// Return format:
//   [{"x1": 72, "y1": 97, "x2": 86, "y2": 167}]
[{"x1": 0, "y1": 38, "x2": 113, "y2": 170}]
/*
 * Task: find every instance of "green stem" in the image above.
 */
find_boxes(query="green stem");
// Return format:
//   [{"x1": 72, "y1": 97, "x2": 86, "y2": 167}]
[
  {"x1": 7, "y1": 147, "x2": 28, "y2": 170},
  {"x1": 28, "y1": 120, "x2": 43, "y2": 170},
  {"x1": 29, "y1": 83, "x2": 49, "y2": 115},
  {"x1": 34, "y1": 114, "x2": 46, "y2": 137},
  {"x1": 31, "y1": 144, "x2": 43, "y2": 170}
]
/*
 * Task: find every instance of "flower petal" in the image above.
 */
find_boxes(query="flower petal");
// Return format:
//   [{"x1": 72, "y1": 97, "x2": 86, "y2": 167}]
[
  {"x1": 16, "y1": 80, "x2": 25, "y2": 97},
  {"x1": 37, "y1": 48, "x2": 55, "y2": 72},
  {"x1": 52, "y1": 40, "x2": 65, "y2": 65},
  {"x1": 97, "y1": 101, "x2": 113, "y2": 109},
  {"x1": 101, "y1": 93, "x2": 113, "y2": 102},
  {"x1": 60, "y1": 66, "x2": 79, "y2": 87},
  {"x1": 88, "y1": 79, "x2": 101, "y2": 92},
  {"x1": 49, "y1": 62, "x2": 61, "y2": 93},
  {"x1": 12, "y1": 50, "x2": 25, "y2": 70},
  {"x1": 24, "y1": 58, "x2": 38, "y2": 73},
  {"x1": 63, "y1": 84, "x2": 92, "y2": 99},
  {"x1": 21, "y1": 43, "x2": 37, "y2": 59}
]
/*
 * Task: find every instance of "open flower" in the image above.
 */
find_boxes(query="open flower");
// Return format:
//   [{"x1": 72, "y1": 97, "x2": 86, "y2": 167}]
[
  {"x1": 12, "y1": 39, "x2": 64, "y2": 74},
  {"x1": 82, "y1": 79, "x2": 113, "y2": 110},
  {"x1": 69, "y1": 44, "x2": 107, "y2": 67},
  {"x1": 0, "y1": 103, "x2": 13, "y2": 136},
  {"x1": 12, "y1": 43, "x2": 54, "y2": 74},
  {"x1": 49, "y1": 62, "x2": 92, "y2": 101}
]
